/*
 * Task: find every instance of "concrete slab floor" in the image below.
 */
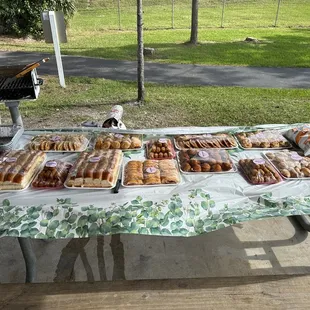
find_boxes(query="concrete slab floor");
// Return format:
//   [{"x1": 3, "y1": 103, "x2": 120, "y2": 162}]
[{"x1": 0, "y1": 217, "x2": 310, "y2": 283}]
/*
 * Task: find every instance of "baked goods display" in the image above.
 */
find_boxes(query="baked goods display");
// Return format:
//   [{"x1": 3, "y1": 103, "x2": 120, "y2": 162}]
[
  {"x1": 175, "y1": 133, "x2": 237, "y2": 149},
  {"x1": 65, "y1": 150, "x2": 123, "y2": 188},
  {"x1": 123, "y1": 159, "x2": 180, "y2": 186},
  {"x1": 27, "y1": 133, "x2": 88, "y2": 152},
  {"x1": 32, "y1": 160, "x2": 72, "y2": 188},
  {"x1": 146, "y1": 138, "x2": 175, "y2": 159},
  {"x1": 284, "y1": 125, "x2": 310, "y2": 155},
  {"x1": 0, "y1": 150, "x2": 46, "y2": 190},
  {"x1": 236, "y1": 130, "x2": 291, "y2": 149},
  {"x1": 178, "y1": 149, "x2": 234, "y2": 173},
  {"x1": 265, "y1": 150, "x2": 310, "y2": 179},
  {"x1": 94, "y1": 133, "x2": 142, "y2": 150},
  {"x1": 239, "y1": 158, "x2": 282, "y2": 184},
  {"x1": 5, "y1": 125, "x2": 310, "y2": 192}
]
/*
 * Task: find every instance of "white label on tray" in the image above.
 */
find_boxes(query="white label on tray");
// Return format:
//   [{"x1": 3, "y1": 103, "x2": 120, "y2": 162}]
[
  {"x1": 50, "y1": 135, "x2": 61, "y2": 142},
  {"x1": 198, "y1": 151, "x2": 209, "y2": 159},
  {"x1": 205, "y1": 134, "x2": 212, "y2": 138},
  {"x1": 115, "y1": 134, "x2": 124, "y2": 138},
  {"x1": 158, "y1": 138, "x2": 167, "y2": 143},
  {"x1": 255, "y1": 132, "x2": 265, "y2": 139},
  {"x1": 45, "y1": 161, "x2": 58, "y2": 168},
  {"x1": 145, "y1": 167, "x2": 157, "y2": 174},
  {"x1": 89, "y1": 156, "x2": 102, "y2": 163},
  {"x1": 291, "y1": 154, "x2": 303, "y2": 161},
  {"x1": 253, "y1": 159, "x2": 265, "y2": 165},
  {"x1": 5, "y1": 157, "x2": 17, "y2": 163}
]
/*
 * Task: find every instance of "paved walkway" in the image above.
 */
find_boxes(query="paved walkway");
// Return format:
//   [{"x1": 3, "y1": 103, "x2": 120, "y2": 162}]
[{"x1": 1, "y1": 51, "x2": 309, "y2": 88}]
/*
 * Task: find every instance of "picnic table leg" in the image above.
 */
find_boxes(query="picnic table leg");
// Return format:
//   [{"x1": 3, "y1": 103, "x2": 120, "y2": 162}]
[
  {"x1": 18, "y1": 238, "x2": 36, "y2": 283},
  {"x1": 293, "y1": 215, "x2": 310, "y2": 232}
]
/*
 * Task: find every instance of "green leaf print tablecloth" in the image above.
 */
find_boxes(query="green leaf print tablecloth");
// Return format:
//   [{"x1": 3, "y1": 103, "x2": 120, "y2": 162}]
[{"x1": 1, "y1": 124, "x2": 310, "y2": 239}]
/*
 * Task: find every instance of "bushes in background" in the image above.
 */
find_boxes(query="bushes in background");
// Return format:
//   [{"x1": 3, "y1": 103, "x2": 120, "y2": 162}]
[{"x1": 0, "y1": 0, "x2": 76, "y2": 38}]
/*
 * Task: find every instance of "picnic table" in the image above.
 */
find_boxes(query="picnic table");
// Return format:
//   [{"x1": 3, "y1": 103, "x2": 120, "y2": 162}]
[{"x1": 1, "y1": 124, "x2": 310, "y2": 282}]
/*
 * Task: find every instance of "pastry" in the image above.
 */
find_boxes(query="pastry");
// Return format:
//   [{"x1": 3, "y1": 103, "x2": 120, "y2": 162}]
[
  {"x1": 0, "y1": 150, "x2": 46, "y2": 190},
  {"x1": 143, "y1": 160, "x2": 161, "y2": 185},
  {"x1": 265, "y1": 150, "x2": 310, "y2": 179},
  {"x1": 159, "y1": 160, "x2": 180, "y2": 184},
  {"x1": 239, "y1": 158, "x2": 281, "y2": 184},
  {"x1": 175, "y1": 133, "x2": 237, "y2": 149},
  {"x1": 32, "y1": 160, "x2": 71, "y2": 188},
  {"x1": 66, "y1": 150, "x2": 122, "y2": 188},
  {"x1": 27, "y1": 134, "x2": 88, "y2": 151},
  {"x1": 236, "y1": 130, "x2": 290, "y2": 149},
  {"x1": 124, "y1": 161, "x2": 144, "y2": 185},
  {"x1": 147, "y1": 138, "x2": 175, "y2": 159},
  {"x1": 95, "y1": 133, "x2": 142, "y2": 150},
  {"x1": 178, "y1": 149, "x2": 234, "y2": 173},
  {"x1": 123, "y1": 159, "x2": 180, "y2": 186}
]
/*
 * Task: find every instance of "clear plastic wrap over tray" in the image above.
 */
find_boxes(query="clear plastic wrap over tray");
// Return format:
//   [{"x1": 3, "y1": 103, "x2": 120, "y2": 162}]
[
  {"x1": 0, "y1": 150, "x2": 46, "y2": 190},
  {"x1": 284, "y1": 125, "x2": 310, "y2": 156},
  {"x1": 174, "y1": 133, "x2": 237, "y2": 150},
  {"x1": 264, "y1": 150, "x2": 310, "y2": 179},
  {"x1": 123, "y1": 159, "x2": 180, "y2": 187},
  {"x1": 65, "y1": 150, "x2": 123, "y2": 189},
  {"x1": 94, "y1": 133, "x2": 142, "y2": 150},
  {"x1": 32, "y1": 160, "x2": 72, "y2": 188},
  {"x1": 26, "y1": 133, "x2": 89, "y2": 152},
  {"x1": 178, "y1": 149, "x2": 236, "y2": 174},
  {"x1": 235, "y1": 130, "x2": 291, "y2": 149},
  {"x1": 238, "y1": 158, "x2": 282, "y2": 185},
  {"x1": 146, "y1": 138, "x2": 175, "y2": 160}
]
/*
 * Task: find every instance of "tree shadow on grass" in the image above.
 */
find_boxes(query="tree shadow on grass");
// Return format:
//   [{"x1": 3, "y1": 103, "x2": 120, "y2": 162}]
[{"x1": 1, "y1": 30, "x2": 310, "y2": 88}]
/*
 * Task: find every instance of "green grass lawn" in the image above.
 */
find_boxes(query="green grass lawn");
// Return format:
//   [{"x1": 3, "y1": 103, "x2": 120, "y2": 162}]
[
  {"x1": 0, "y1": 1, "x2": 309, "y2": 67},
  {"x1": 2, "y1": 27, "x2": 310, "y2": 67},
  {"x1": 1, "y1": 77, "x2": 309, "y2": 129},
  {"x1": 75, "y1": 0, "x2": 310, "y2": 29}
]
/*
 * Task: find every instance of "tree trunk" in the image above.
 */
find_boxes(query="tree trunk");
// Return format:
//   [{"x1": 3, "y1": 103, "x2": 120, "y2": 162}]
[
  {"x1": 190, "y1": 0, "x2": 199, "y2": 44},
  {"x1": 137, "y1": 0, "x2": 145, "y2": 102}
]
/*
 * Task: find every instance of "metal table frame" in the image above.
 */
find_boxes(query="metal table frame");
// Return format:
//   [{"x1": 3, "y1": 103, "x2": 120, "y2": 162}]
[
  {"x1": 18, "y1": 238, "x2": 36, "y2": 283},
  {"x1": 16, "y1": 215, "x2": 310, "y2": 283}
]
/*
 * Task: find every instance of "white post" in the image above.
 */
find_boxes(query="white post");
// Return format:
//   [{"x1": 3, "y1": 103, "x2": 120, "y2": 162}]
[
  {"x1": 49, "y1": 11, "x2": 66, "y2": 88},
  {"x1": 274, "y1": 0, "x2": 281, "y2": 27},
  {"x1": 117, "y1": 0, "x2": 121, "y2": 30},
  {"x1": 221, "y1": 0, "x2": 226, "y2": 28},
  {"x1": 172, "y1": 0, "x2": 175, "y2": 29}
]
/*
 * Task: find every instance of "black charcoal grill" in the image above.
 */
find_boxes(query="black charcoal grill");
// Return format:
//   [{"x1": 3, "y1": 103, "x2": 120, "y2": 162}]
[
  {"x1": 0, "y1": 63, "x2": 45, "y2": 127},
  {"x1": 0, "y1": 67, "x2": 43, "y2": 101}
]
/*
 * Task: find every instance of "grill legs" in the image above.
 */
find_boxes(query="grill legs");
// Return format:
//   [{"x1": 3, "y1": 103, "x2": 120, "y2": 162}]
[
  {"x1": 5, "y1": 101, "x2": 23, "y2": 127},
  {"x1": 18, "y1": 237, "x2": 36, "y2": 283}
]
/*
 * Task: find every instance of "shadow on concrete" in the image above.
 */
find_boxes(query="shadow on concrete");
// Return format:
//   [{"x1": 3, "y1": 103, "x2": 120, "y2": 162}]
[{"x1": 53, "y1": 234, "x2": 125, "y2": 282}]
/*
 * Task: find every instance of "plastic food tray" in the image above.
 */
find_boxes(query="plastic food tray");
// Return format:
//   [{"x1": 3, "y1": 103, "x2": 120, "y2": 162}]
[
  {"x1": 93, "y1": 133, "x2": 143, "y2": 152},
  {"x1": 145, "y1": 138, "x2": 176, "y2": 160},
  {"x1": 263, "y1": 152, "x2": 310, "y2": 181},
  {"x1": 174, "y1": 133, "x2": 238, "y2": 151},
  {"x1": 0, "y1": 162, "x2": 44, "y2": 192},
  {"x1": 32, "y1": 161, "x2": 73, "y2": 189},
  {"x1": 177, "y1": 150, "x2": 237, "y2": 174},
  {"x1": 64, "y1": 152, "x2": 123, "y2": 190},
  {"x1": 122, "y1": 159, "x2": 181, "y2": 188},
  {"x1": 238, "y1": 158, "x2": 282, "y2": 185},
  {"x1": 284, "y1": 125, "x2": 310, "y2": 156},
  {"x1": 235, "y1": 130, "x2": 292, "y2": 150},
  {"x1": 25, "y1": 133, "x2": 90, "y2": 153}
]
